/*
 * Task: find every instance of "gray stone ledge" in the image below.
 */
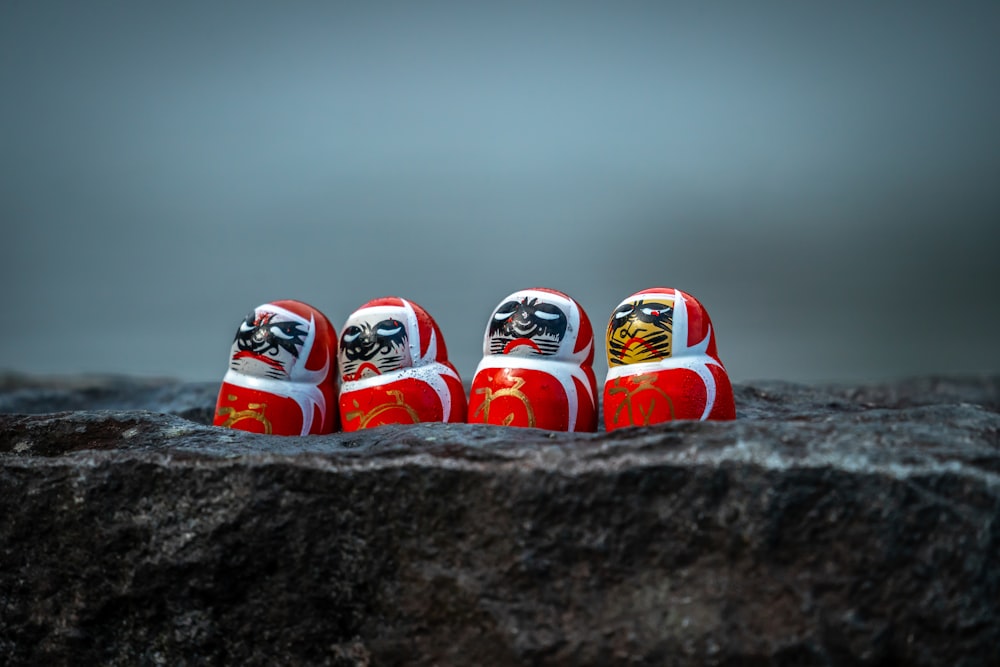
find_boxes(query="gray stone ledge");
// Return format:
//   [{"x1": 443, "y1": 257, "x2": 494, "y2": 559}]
[{"x1": 0, "y1": 375, "x2": 997, "y2": 666}]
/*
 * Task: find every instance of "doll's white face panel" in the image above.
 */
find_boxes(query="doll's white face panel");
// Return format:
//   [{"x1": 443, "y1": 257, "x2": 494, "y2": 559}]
[
  {"x1": 229, "y1": 307, "x2": 312, "y2": 380},
  {"x1": 486, "y1": 295, "x2": 569, "y2": 357},
  {"x1": 339, "y1": 310, "x2": 413, "y2": 381}
]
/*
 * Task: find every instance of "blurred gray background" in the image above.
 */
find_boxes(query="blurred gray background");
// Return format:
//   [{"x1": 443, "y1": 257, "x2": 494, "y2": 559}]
[{"x1": 2, "y1": 1, "x2": 998, "y2": 384}]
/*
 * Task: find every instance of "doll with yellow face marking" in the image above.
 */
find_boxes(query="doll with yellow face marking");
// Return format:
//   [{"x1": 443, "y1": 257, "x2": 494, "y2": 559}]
[
  {"x1": 214, "y1": 300, "x2": 339, "y2": 435},
  {"x1": 338, "y1": 297, "x2": 466, "y2": 431},
  {"x1": 603, "y1": 287, "x2": 735, "y2": 429},
  {"x1": 468, "y1": 288, "x2": 597, "y2": 431}
]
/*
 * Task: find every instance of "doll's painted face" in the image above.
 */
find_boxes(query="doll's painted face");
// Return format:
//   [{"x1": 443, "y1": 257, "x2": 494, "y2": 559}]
[
  {"x1": 487, "y1": 296, "x2": 568, "y2": 357},
  {"x1": 607, "y1": 298, "x2": 674, "y2": 366},
  {"x1": 229, "y1": 307, "x2": 312, "y2": 380},
  {"x1": 339, "y1": 311, "x2": 412, "y2": 381}
]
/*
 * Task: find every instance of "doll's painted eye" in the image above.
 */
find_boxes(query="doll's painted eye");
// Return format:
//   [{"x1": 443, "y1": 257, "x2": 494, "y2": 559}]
[
  {"x1": 634, "y1": 303, "x2": 671, "y2": 323},
  {"x1": 493, "y1": 301, "x2": 519, "y2": 321},
  {"x1": 534, "y1": 304, "x2": 563, "y2": 320},
  {"x1": 270, "y1": 324, "x2": 296, "y2": 340},
  {"x1": 613, "y1": 306, "x2": 633, "y2": 320},
  {"x1": 342, "y1": 326, "x2": 362, "y2": 344},
  {"x1": 373, "y1": 319, "x2": 408, "y2": 345}
]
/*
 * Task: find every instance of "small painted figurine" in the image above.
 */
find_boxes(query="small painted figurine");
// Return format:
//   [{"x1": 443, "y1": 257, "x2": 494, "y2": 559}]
[
  {"x1": 604, "y1": 287, "x2": 735, "y2": 429},
  {"x1": 214, "y1": 300, "x2": 338, "y2": 435},
  {"x1": 338, "y1": 297, "x2": 467, "y2": 430},
  {"x1": 467, "y1": 288, "x2": 597, "y2": 431}
]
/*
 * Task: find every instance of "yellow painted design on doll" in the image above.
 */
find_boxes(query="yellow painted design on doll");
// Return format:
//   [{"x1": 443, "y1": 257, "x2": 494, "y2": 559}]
[{"x1": 607, "y1": 298, "x2": 674, "y2": 367}]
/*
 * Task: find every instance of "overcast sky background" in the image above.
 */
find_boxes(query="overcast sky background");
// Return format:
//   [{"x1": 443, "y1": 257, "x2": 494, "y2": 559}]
[{"x1": 2, "y1": 2, "x2": 998, "y2": 385}]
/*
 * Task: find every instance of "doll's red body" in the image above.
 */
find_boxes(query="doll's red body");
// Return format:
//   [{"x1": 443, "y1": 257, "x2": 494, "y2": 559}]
[
  {"x1": 214, "y1": 300, "x2": 338, "y2": 435},
  {"x1": 468, "y1": 288, "x2": 597, "y2": 432},
  {"x1": 338, "y1": 297, "x2": 466, "y2": 431},
  {"x1": 603, "y1": 287, "x2": 735, "y2": 429}
]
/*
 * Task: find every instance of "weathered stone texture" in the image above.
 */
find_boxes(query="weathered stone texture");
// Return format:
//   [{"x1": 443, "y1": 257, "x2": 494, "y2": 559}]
[{"x1": 0, "y1": 375, "x2": 997, "y2": 665}]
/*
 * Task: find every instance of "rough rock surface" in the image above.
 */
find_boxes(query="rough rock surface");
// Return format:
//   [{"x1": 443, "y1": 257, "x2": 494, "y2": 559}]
[{"x1": 0, "y1": 374, "x2": 997, "y2": 666}]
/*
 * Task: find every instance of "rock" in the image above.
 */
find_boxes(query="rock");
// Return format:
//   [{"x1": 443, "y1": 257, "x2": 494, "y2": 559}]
[
  {"x1": 0, "y1": 374, "x2": 997, "y2": 665},
  {"x1": 0, "y1": 372, "x2": 219, "y2": 425}
]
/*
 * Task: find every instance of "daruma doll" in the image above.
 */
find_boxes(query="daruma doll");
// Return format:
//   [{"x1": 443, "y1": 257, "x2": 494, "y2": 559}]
[
  {"x1": 468, "y1": 287, "x2": 597, "y2": 432},
  {"x1": 604, "y1": 287, "x2": 735, "y2": 429},
  {"x1": 338, "y1": 297, "x2": 466, "y2": 431},
  {"x1": 214, "y1": 300, "x2": 338, "y2": 435}
]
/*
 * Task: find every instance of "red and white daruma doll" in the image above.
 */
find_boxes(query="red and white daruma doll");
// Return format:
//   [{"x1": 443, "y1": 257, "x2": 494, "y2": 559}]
[
  {"x1": 214, "y1": 300, "x2": 338, "y2": 435},
  {"x1": 603, "y1": 287, "x2": 735, "y2": 429},
  {"x1": 338, "y1": 297, "x2": 467, "y2": 431},
  {"x1": 467, "y1": 288, "x2": 597, "y2": 431}
]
